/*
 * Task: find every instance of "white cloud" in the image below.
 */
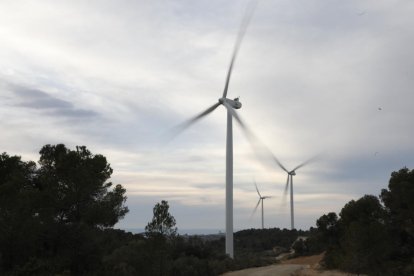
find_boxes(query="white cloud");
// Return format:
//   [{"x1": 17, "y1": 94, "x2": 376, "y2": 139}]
[{"x1": 1, "y1": 0, "x2": 413, "y2": 231}]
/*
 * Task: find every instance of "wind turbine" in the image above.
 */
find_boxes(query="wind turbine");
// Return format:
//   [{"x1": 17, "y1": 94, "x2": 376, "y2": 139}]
[
  {"x1": 171, "y1": 1, "x2": 258, "y2": 258},
  {"x1": 251, "y1": 181, "x2": 272, "y2": 229},
  {"x1": 272, "y1": 156, "x2": 316, "y2": 230}
]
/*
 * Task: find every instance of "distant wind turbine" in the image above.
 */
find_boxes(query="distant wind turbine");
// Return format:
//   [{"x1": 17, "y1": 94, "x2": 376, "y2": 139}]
[
  {"x1": 272, "y1": 156, "x2": 317, "y2": 230},
  {"x1": 251, "y1": 181, "x2": 272, "y2": 229},
  {"x1": 170, "y1": 0, "x2": 258, "y2": 258}
]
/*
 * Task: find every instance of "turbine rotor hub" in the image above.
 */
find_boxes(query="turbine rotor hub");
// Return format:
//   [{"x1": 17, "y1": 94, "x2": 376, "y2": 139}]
[
  {"x1": 219, "y1": 97, "x2": 242, "y2": 109},
  {"x1": 289, "y1": 171, "x2": 296, "y2": 176}
]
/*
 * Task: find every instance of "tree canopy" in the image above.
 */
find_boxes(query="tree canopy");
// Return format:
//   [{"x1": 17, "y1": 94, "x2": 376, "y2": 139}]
[
  {"x1": 36, "y1": 144, "x2": 128, "y2": 227},
  {"x1": 0, "y1": 144, "x2": 129, "y2": 274},
  {"x1": 145, "y1": 200, "x2": 177, "y2": 238},
  {"x1": 302, "y1": 167, "x2": 414, "y2": 275}
]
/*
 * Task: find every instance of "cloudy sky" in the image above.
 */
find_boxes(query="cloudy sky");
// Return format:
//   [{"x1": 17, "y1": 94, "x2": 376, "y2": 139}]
[{"x1": 1, "y1": 0, "x2": 414, "y2": 232}]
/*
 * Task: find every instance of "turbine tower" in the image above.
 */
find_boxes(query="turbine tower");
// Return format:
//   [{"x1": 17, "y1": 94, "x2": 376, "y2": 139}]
[
  {"x1": 272, "y1": 156, "x2": 316, "y2": 230},
  {"x1": 251, "y1": 181, "x2": 272, "y2": 229},
  {"x1": 171, "y1": 1, "x2": 258, "y2": 258}
]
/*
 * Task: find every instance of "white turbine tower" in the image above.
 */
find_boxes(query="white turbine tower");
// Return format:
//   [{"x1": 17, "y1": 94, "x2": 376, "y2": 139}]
[
  {"x1": 171, "y1": 1, "x2": 258, "y2": 258},
  {"x1": 272, "y1": 156, "x2": 317, "y2": 230},
  {"x1": 251, "y1": 182, "x2": 272, "y2": 229}
]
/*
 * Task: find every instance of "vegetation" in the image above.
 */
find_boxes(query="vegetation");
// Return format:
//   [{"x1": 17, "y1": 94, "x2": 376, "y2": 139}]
[
  {"x1": 297, "y1": 167, "x2": 414, "y2": 275},
  {"x1": 0, "y1": 145, "x2": 129, "y2": 275},
  {"x1": 2, "y1": 144, "x2": 414, "y2": 275},
  {"x1": 0, "y1": 144, "x2": 300, "y2": 275},
  {"x1": 100, "y1": 201, "x2": 297, "y2": 275},
  {"x1": 145, "y1": 200, "x2": 178, "y2": 239}
]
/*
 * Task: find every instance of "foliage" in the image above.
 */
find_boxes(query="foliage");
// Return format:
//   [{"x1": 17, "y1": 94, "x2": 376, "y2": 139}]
[
  {"x1": 316, "y1": 212, "x2": 338, "y2": 237},
  {"x1": 5, "y1": 144, "x2": 414, "y2": 275},
  {"x1": 337, "y1": 195, "x2": 392, "y2": 274},
  {"x1": 145, "y1": 200, "x2": 177, "y2": 239},
  {"x1": 0, "y1": 145, "x2": 129, "y2": 275},
  {"x1": 100, "y1": 227, "x2": 297, "y2": 275},
  {"x1": 301, "y1": 167, "x2": 414, "y2": 275},
  {"x1": 0, "y1": 153, "x2": 39, "y2": 272},
  {"x1": 1, "y1": 145, "x2": 293, "y2": 275},
  {"x1": 235, "y1": 228, "x2": 303, "y2": 252},
  {"x1": 380, "y1": 167, "x2": 414, "y2": 261},
  {"x1": 36, "y1": 144, "x2": 128, "y2": 227},
  {"x1": 310, "y1": 196, "x2": 394, "y2": 274}
]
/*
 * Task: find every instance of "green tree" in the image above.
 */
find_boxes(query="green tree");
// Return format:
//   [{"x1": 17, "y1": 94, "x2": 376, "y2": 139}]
[
  {"x1": 294, "y1": 215, "x2": 339, "y2": 258},
  {"x1": 341, "y1": 201, "x2": 389, "y2": 273},
  {"x1": 145, "y1": 200, "x2": 177, "y2": 239},
  {"x1": 380, "y1": 167, "x2": 414, "y2": 246},
  {"x1": 0, "y1": 153, "x2": 39, "y2": 272},
  {"x1": 143, "y1": 200, "x2": 178, "y2": 275},
  {"x1": 36, "y1": 144, "x2": 128, "y2": 227},
  {"x1": 316, "y1": 212, "x2": 338, "y2": 234},
  {"x1": 316, "y1": 212, "x2": 338, "y2": 247},
  {"x1": 34, "y1": 144, "x2": 130, "y2": 274},
  {"x1": 380, "y1": 167, "x2": 414, "y2": 274},
  {"x1": 324, "y1": 195, "x2": 392, "y2": 274},
  {"x1": 0, "y1": 145, "x2": 131, "y2": 275}
]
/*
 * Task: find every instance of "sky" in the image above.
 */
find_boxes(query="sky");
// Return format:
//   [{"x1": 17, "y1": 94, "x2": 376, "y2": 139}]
[{"x1": 1, "y1": 0, "x2": 414, "y2": 232}]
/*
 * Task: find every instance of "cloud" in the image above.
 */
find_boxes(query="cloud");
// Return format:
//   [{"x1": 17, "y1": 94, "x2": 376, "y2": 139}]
[
  {"x1": 1, "y1": 0, "x2": 414, "y2": 231},
  {"x1": 10, "y1": 84, "x2": 98, "y2": 119}
]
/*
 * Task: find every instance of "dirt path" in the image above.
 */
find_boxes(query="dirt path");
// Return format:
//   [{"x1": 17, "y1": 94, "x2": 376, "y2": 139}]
[
  {"x1": 222, "y1": 264, "x2": 306, "y2": 276},
  {"x1": 222, "y1": 253, "x2": 361, "y2": 276},
  {"x1": 282, "y1": 253, "x2": 324, "y2": 266}
]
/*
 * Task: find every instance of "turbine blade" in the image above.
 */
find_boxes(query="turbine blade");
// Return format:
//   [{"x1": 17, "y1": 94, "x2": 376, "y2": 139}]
[
  {"x1": 250, "y1": 199, "x2": 261, "y2": 218},
  {"x1": 254, "y1": 181, "x2": 262, "y2": 198},
  {"x1": 222, "y1": 101, "x2": 289, "y2": 175},
  {"x1": 169, "y1": 102, "x2": 221, "y2": 138},
  {"x1": 281, "y1": 174, "x2": 289, "y2": 206},
  {"x1": 222, "y1": 101, "x2": 259, "y2": 146},
  {"x1": 292, "y1": 155, "x2": 320, "y2": 172},
  {"x1": 284, "y1": 174, "x2": 289, "y2": 196},
  {"x1": 272, "y1": 154, "x2": 288, "y2": 173},
  {"x1": 222, "y1": 0, "x2": 258, "y2": 98}
]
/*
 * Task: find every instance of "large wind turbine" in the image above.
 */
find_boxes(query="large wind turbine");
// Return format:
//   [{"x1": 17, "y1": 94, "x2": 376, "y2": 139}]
[
  {"x1": 251, "y1": 182, "x2": 272, "y2": 229},
  {"x1": 272, "y1": 156, "x2": 316, "y2": 230},
  {"x1": 172, "y1": 1, "x2": 258, "y2": 258}
]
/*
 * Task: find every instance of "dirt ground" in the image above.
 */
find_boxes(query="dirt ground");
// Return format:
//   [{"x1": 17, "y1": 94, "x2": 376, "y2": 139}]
[
  {"x1": 281, "y1": 253, "x2": 352, "y2": 276},
  {"x1": 222, "y1": 264, "x2": 308, "y2": 276},
  {"x1": 222, "y1": 253, "x2": 361, "y2": 276}
]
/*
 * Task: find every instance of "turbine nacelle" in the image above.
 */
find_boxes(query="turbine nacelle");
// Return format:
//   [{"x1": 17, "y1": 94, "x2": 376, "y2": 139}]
[
  {"x1": 289, "y1": 170, "x2": 296, "y2": 176},
  {"x1": 219, "y1": 98, "x2": 242, "y2": 109}
]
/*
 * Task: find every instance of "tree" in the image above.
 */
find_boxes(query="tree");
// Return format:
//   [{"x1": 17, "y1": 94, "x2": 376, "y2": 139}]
[
  {"x1": 341, "y1": 194, "x2": 385, "y2": 222},
  {"x1": 380, "y1": 167, "x2": 414, "y2": 273},
  {"x1": 301, "y1": 212, "x2": 339, "y2": 258},
  {"x1": 316, "y1": 212, "x2": 338, "y2": 233},
  {"x1": 145, "y1": 200, "x2": 177, "y2": 239},
  {"x1": 36, "y1": 144, "x2": 129, "y2": 228},
  {"x1": 316, "y1": 212, "x2": 338, "y2": 247},
  {"x1": 32, "y1": 144, "x2": 130, "y2": 274},
  {"x1": 0, "y1": 145, "x2": 131, "y2": 274},
  {"x1": 0, "y1": 153, "x2": 39, "y2": 272},
  {"x1": 324, "y1": 195, "x2": 392, "y2": 274},
  {"x1": 381, "y1": 167, "x2": 414, "y2": 242}
]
